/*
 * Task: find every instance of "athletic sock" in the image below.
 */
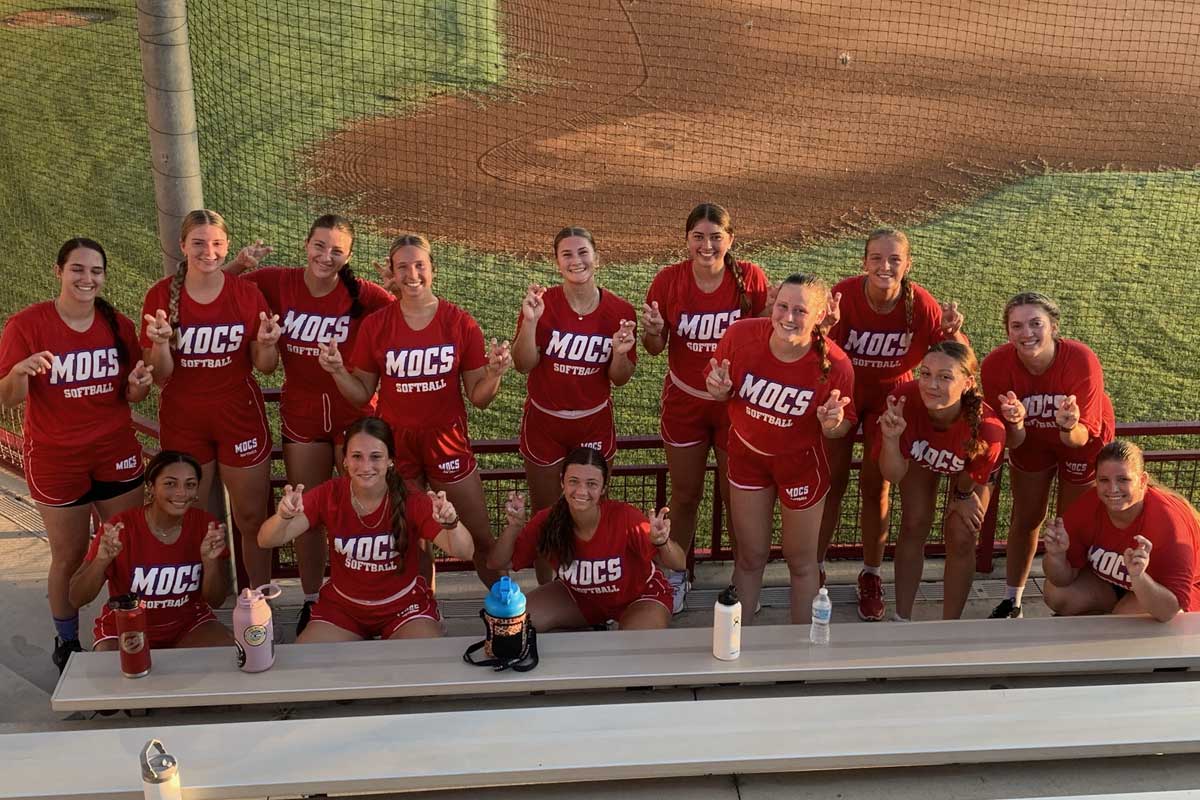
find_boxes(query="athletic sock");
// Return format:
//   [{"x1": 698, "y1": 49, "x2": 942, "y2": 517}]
[
  {"x1": 1005, "y1": 584, "x2": 1025, "y2": 605},
  {"x1": 861, "y1": 564, "x2": 881, "y2": 577},
  {"x1": 53, "y1": 614, "x2": 79, "y2": 642},
  {"x1": 304, "y1": 593, "x2": 320, "y2": 604}
]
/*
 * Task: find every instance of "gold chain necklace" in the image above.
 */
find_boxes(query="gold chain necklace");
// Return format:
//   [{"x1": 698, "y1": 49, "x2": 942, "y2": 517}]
[{"x1": 349, "y1": 485, "x2": 389, "y2": 528}]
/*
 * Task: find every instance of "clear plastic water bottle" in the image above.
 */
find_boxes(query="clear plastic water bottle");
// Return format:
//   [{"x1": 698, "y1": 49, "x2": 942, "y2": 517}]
[{"x1": 810, "y1": 587, "x2": 832, "y2": 645}]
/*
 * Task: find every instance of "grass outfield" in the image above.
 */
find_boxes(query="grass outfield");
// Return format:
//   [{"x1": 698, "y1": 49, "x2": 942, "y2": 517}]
[{"x1": 2, "y1": 2, "x2": 1197, "y2": 452}]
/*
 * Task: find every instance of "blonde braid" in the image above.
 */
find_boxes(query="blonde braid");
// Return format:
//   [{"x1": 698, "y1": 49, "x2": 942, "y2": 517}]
[{"x1": 167, "y1": 261, "x2": 186, "y2": 348}]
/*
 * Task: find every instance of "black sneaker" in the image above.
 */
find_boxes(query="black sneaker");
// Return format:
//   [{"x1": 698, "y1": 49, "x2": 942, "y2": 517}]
[
  {"x1": 52, "y1": 637, "x2": 82, "y2": 674},
  {"x1": 989, "y1": 598, "x2": 1023, "y2": 619},
  {"x1": 296, "y1": 600, "x2": 315, "y2": 636}
]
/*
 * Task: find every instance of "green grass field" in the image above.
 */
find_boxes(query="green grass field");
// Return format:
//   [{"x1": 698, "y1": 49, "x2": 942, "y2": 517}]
[{"x1": 1, "y1": 0, "x2": 1197, "y2": 538}]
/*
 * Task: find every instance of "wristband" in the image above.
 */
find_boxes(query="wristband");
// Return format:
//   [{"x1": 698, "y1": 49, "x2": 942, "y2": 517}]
[
  {"x1": 952, "y1": 488, "x2": 974, "y2": 502},
  {"x1": 1057, "y1": 421, "x2": 1077, "y2": 432},
  {"x1": 440, "y1": 516, "x2": 460, "y2": 530}
]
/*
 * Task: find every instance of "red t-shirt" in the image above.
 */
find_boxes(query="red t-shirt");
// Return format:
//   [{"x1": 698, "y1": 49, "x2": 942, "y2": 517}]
[
  {"x1": 828, "y1": 275, "x2": 950, "y2": 384},
  {"x1": 513, "y1": 500, "x2": 658, "y2": 608},
  {"x1": 871, "y1": 380, "x2": 1005, "y2": 484},
  {"x1": 0, "y1": 302, "x2": 139, "y2": 447},
  {"x1": 518, "y1": 286, "x2": 637, "y2": 412},
  {"x1": 245, "y1": 267, "x2": 392, "y2": 422},
  {"x1": 86, "y1": 506, "x2": 226, "y2": 640},
  {"x1": 1064, "y1": 486, "x2": 1200, "y2": 611},
  {"x1": 981, "y1": 338, "x2": 1111, "y2": 448},
  {"x1": 348, "y1": 300, "x2": 488, "y2": 428},
  {"x1": 140, "y1": 274, "x2": 270, "y2": 400},
  {"x1": 709, "y1": 318, "x2": 856, "y2": 455},
  {"x1": 301, "y1": 477, "x2": 442, "y2": 603},
  {"x1": 644, "y1": 260, "x2": 769, "y2": 393}
]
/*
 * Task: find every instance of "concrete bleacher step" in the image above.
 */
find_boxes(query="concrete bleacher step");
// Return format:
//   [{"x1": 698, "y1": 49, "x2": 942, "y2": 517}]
[{"x1": 8, "y1": 681, "x2": 1200, "y2": 800}]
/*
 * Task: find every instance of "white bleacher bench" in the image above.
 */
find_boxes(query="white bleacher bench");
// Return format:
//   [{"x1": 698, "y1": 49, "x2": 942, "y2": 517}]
[
  {"x1": 52, "y1": 613, "x2": 1200, "y2": 713},
  {"x1": 7, "y1": 682, "x2": 1200, "y2": 800}
]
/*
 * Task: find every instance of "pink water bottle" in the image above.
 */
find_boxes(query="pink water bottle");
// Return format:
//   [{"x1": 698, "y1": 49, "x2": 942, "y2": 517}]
[{"x1": 233, "y1": 583, "x2": 282, "y2": 672}]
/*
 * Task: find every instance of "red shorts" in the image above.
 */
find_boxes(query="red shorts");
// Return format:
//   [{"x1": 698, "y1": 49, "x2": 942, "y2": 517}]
[
  {"x1": 727, "y1": 432, "x2": 831, "y2": 510},
  {"x1": 23, "y1": 427, "x2": 144, "y2": 506},
  {"x1": 519, "y1": 400, "x2": 616, "y2": 467},
  {"x1": 392, "y1": 417, "x2": 477, "y2": 484},
  {"x1": 92, "y1": 603, "x2": 216, "y2": 649},
  {"x1": 659, "y1": 378, "x2": 729, "y2": 450},
  {"x1": 280, "y1": 392, "x2": 364, "y2": 446},
  {"x1": 564, "y1": 567, "x2": 673, "y2": 626},
  {"x1": 160, "y1": 379, "x2": 272, "y2": 468},
  {"x1": 854, "y1": 374, "x2": 906, "y2": 432},
  {"x1": 308, "y1": 576, "x2": 440, "y2": 639},
  {"x1": 1008, "y1": 395, "x2": 1116, "y2": 485}
]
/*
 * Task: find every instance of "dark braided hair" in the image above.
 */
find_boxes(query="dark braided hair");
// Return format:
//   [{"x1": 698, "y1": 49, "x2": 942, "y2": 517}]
[
  {"x1": 685, "y1": 203, "x2": 750, "y2": 318},
  {"x1": 864, "y1": 228, "x2": 913, "y2": 334},
  {"x1": 925, "y1": 341, "x2": 985, "y2": 458},
  {"x1": 780, "y1": 273, "x2": 832, "y2": 382},
  {"x1": 55, "y1": 238, "x2": 128, "y2": 371},
  {"x1": 342, "y1": 417, "x2": 409, "y2": 568},
  {"x1": 537, "y1": 446, "x2": 610, "y2": 567},
  {"x1": 307, "y1": 214, "x2": 363, "y2": 318}
]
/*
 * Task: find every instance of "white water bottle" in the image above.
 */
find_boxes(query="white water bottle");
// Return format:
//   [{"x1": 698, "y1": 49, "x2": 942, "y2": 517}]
[
  {"x1": 712, "y1": 585, "x2": 742, "y2": 661},
  {"x1": 810, "y1": 587, "x2": 832, "y2": 646},
  {"x1": 140, "y1": 739, "x2": 181, "y2": 800}
]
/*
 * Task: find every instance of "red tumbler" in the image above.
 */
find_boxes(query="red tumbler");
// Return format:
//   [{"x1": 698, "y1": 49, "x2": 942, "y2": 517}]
[{"x1": 111, "y1": 593, "x2": 151, "y2": 678}]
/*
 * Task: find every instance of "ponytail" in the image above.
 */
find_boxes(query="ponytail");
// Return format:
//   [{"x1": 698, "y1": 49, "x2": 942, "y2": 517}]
[
  {"x1": 725, "y1": 253, "x2": 750, "y2": 318},
  {"x1": 811, "y1": 328, "x2": 831, "y2": 383},
  {"x1": 385, "y1": 465, "x2": 409, "y2": 568},
  {"x1": 960, "y1": 387, "x2": 985, "y2": 459},
  {"x1": 94, "y1": 297, "x2": 128, "y2": 372},
  {"x1": 537, "y1": 496, "x2": 576, "y2": 567},
  {"x1": 337, "y1": 265, "x2": 364, "y2": 319},
  {"x1": 901, "y1": 272, "x2": 914, "y2": 335},
  {"x1": 167, "y1": 261, "x2": 186, "y2": 348}
]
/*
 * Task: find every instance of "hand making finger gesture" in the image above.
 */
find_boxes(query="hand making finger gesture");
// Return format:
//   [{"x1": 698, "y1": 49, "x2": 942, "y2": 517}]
[
  {"x1": 521, "y1": 283, "x2": 547, "y2": 323},
  {"x1": 200, "y1": 522, "x2": 228, "y2": 562},
  {"x1": 317, "y1": 339, "x2": 344, "y2": 374},
  {"x1": 277, "y1": 483, "x2": 305, "y2": 520},
  {"x1": 816, "y1": 389, "x2": 852, "y2": 433},
  {"x1": 1043, "y1": 516, "x2": 1071, "y2": 557},
  {"x1": 705, "y1": 357, "x2": 732, "y2": 399},
  {"x1": 127, "y1": 359, "x2": 154, "y2": 389},
  {"x1": 504, "y1": 491, "x2": 527, "y2": 526},
  {"x1": 820, "y1": 291, "x2": 842, "y2": 333},
  {"x1": 373, "y1": 259, "x2": 398, "y2": 294},
  {"x1": 939, "y1": 301, "x2": 964, "y2": 337},
  {"x1": 256, "y1": 311, "x2": 282, "y2": 348},
  {"x1": 648, "y1": 506, "x2": 671, "y2": 546},
  {"x1": 96, "y1": 521, "x2": 124, "y2": 562},
  {"x1": 1123, "y1": 534, "x2": 1153, "y2": 580},
  {"x1": 426, "y1": 490, "x2": 460, "y2": 527},
  {"x1": 235, "y1": 239, "x2": 273, "y2": 270},
  {"x1": 143, "y1": 309, "x2": 172, "y2": 346},
  {"x1": 997, "y1": 390, "x2": 1026, "y2": 426},
  {"x1": 612, "y1": 319, "x2": 637, "y2": 357},
  {"x1": 765, "y1": 280, "x2": 782, "y2": 312},
  {"x1": 486, "y1": 338, "x2": 513, "y2": 376},
  {"x1": 878, "y1": 394, "x2": 907, "y2": 440},
  {"x1": 641, "y1": 300, "x2": 665, "y2": 338},
  {"x1": 1055, "y1": 394, "x2": 1080, "y2": 432},
  {"x1": 10, "y1": 351, "x2": 54, "y2": 378}
]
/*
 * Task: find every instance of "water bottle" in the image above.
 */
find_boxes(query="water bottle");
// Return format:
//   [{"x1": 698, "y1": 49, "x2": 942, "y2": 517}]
[
  {"x1": 810, "y1": 587, "x2": 832, "y2": 645},
  {"x1": 712, "y1": 584, "x2": 741, "y2": 661},
  {"x1": 463, "y1": 576, "x2": 538, "y2": 671},
  {"x1": 233, "y1": 583, "x2": 282, "y2": 672},
  {"x1": 140, "y1": 739, "x2": 181, "y2": 800}
]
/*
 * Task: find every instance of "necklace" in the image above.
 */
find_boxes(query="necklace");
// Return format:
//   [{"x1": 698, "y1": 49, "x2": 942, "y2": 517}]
[
  {"x1": 146, "y1": 510, "x2": 182, "y2": 541},
  {"x1": 569, "y1": 287, "x2": 600, "y2": 320},
  {"x1": 349, "y1": 485, "x2": 389, "y2": 527}
]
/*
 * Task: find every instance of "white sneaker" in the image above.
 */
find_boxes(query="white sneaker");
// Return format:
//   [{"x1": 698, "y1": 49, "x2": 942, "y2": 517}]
[{"x1": 667, "y1": 570, "x2": 690, "y2": 615}]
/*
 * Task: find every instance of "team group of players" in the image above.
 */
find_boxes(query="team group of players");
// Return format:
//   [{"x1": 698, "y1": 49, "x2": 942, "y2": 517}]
[{"x1": 3, "y1": 204, "x2": 1198, "y2": 673}]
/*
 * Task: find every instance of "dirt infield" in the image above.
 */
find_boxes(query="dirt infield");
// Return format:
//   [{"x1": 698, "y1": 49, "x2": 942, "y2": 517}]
[{"x1": 308, "y1": 0, "x2": 1200, "y2": 260}]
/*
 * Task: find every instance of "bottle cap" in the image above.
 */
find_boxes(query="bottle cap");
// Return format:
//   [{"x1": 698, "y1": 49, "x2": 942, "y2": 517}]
[
  {"x1": 818, "y1": 587, "x2": 829, "y2": 597},
  {"x1": 484, "y1": 576, "x2": 526, "y2": 618},
  {"x1": 717, "y1": 584, "x2": 739, "y2": 606}
]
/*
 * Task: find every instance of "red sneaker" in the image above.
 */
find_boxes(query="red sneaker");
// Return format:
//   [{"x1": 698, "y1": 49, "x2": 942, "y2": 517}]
[{"x1": 856, "y1": 570, "x2": 885, "y2": 621}]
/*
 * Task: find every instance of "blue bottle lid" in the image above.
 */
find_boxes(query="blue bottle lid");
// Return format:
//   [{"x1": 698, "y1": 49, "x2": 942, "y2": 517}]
[{"x1": 484, "y1": 576, "x2": 526, "y2": 618}]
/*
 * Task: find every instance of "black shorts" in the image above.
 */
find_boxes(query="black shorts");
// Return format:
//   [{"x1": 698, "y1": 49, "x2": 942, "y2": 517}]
[{"x1": 62, "y1": 475, "x2": 144, "y2": 508}]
